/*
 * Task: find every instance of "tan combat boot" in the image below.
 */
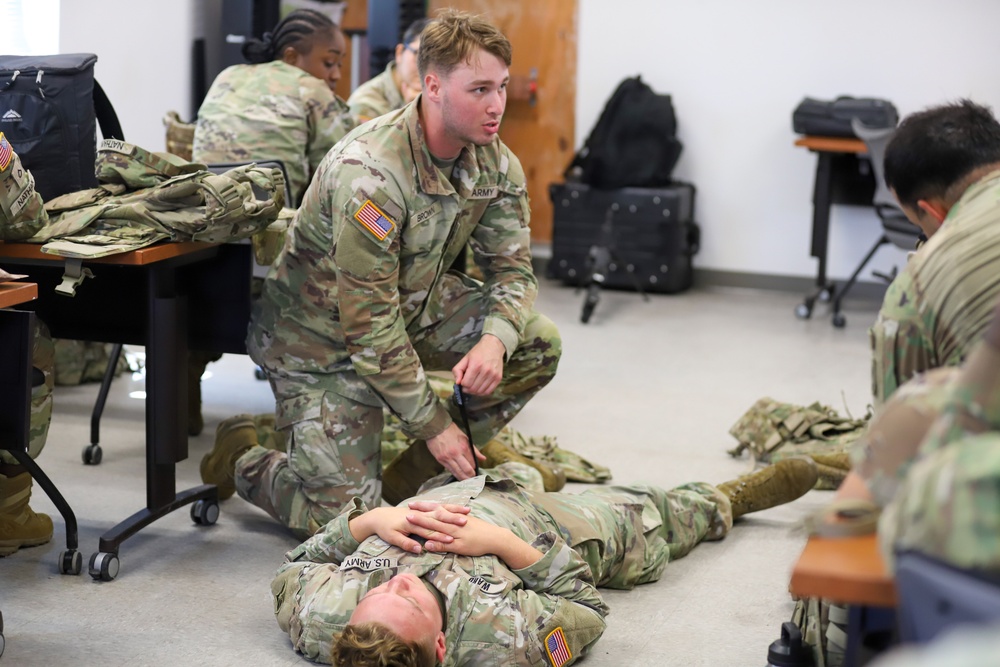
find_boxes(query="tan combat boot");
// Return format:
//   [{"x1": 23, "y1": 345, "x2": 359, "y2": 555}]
[
  {"x1": 716, "y1": 458, "x2": 819, "y2": 519},
  {"x1": 200, "y1": 415, "x2": 257, "y2": 500},
  {"x1": 808, "y1": 452, "x2": 852, "y2": 489},
  {"x1": 481, "y1": 440, "x2": 566, "y2": 492},
  {"x1": 381, "y1": 440, "x2": 444, "y2": 506},
  {"x1": 0, "y1": 472, "x2": 54, "y2": 557}
]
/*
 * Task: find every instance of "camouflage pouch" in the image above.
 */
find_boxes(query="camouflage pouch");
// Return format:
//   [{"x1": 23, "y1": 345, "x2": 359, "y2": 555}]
[
  {"x1": 791, "y1": 597, "x2": 847, "y2": 667},
  {"x1": 162, "y1": 110, "x2": 195, "y2": 161},
  {"x1": 0, "y1": 131, "x2": 48, "y2": 240},
  {"x1": 95, "y1": 138, "x2": 205, "y2": 189},
  {"x1": 728, "y1": 398, "x2": 871, "y2": 489}
]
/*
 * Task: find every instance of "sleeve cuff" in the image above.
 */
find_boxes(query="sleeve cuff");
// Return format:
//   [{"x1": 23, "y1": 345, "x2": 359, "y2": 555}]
[
  {"x1": 402, "y1": 402, "x2": 453, "y2": 440},
  {"x1": 284, "y1": 497, "x2": 370, "y2": 563},
  {"x1": 482, "y1": 316, "x2": 519, "y2": 360},
  {"x1": 511, "y1": 531, "x2": 565, "y2": 591}
]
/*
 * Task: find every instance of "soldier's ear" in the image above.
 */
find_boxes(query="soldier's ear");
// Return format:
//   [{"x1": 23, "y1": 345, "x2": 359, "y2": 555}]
[
  {"x1": 423, "y1": 72, "x2": 442, "y2": 102},
  {"x1": 434, "y1": 631, "x2": 446, "y2": 662},
  {"x1": 280, "y1": 45, "x2": 301, "y2": 67}
]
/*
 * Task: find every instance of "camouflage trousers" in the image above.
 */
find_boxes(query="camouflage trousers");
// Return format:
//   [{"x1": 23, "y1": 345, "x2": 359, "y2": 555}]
[
  {"x1": 527, "y1": 482, "x2": 733, "y2": 590},
  {"x1": 0, "y1": 319, "x2": 54, "y2": 465},
  {"x1": 236, "y1": 302, "x2": 561, "y2": 538}
]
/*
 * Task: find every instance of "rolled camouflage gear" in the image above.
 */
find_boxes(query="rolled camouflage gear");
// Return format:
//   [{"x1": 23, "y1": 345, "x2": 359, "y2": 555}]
[
  {"x1": 870, "y1": 169, "x2": 1000, "y2": 405},
  {"x1": 728, "y1": 398, "x2": 870, "y2": 489}
]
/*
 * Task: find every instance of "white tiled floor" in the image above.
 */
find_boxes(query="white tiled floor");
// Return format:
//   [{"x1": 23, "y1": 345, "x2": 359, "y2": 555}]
[{"x1": 2, "y1": 278, "x2": 879, "y2": 666}]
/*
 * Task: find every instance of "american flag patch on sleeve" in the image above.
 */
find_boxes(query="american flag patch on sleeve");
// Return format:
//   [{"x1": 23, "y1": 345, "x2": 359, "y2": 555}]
[
  {"x1": 0, "y1": 132, "x2": 13, "y2": 171},
  {"x1": 545, "y1": 627, "x2": 572, "y2": 667},
  {"x1": 353, "y1": 199, "x2": 395, "y2": 241}
]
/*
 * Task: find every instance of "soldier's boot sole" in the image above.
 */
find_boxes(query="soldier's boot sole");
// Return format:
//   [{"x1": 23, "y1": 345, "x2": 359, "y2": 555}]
[
  {"x1": 200, "y1": 415, "x2": 257, "y2": 500},
  {"x1": 481, "y1": 440, "x2": 566, "y2": 492},
  {"x1": 0, "y1": 473, "x2": 53, "y2": 557},
  {"x1": 717, "y1": 457, "x2": 819, "y2": 519}
]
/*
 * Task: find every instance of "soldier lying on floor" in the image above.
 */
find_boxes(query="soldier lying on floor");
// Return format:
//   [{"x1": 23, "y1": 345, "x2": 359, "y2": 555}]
[{"x1": 270, "y1": 458, "x2": 818, "y2": 666}]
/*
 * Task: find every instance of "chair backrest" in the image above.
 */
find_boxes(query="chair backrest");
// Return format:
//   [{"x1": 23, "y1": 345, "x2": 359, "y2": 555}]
[
  {"x1": 852, "y1": 117, "x2": 923, "y2": 249},
  {"x1": 205, "y1": 160, "x2": 294, "y2": 209},
  {"x1": 895, "y1": 550, "x2": 1000, "y2": 645}
]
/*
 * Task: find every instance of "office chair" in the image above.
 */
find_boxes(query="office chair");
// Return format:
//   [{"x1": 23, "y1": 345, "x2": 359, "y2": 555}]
[
  {"x1": 894, "y1": 550, "x2": 1000, "y2": 644},
  {"x1": 828, "y1": 118, "x2": 923, "y2": 328}
]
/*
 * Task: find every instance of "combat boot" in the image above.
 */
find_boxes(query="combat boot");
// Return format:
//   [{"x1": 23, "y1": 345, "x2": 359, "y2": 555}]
[
  {"x1": 0, "y1": 472, "x2": 54, "y2": 557},
  {"x1": 381, "y1": 440, "x2": 444, "y2": 506},
  {"x1": 481, "y1": 440, "x2": 566, "y2": 492},
  {"x1": 200, "y1": 414, "x2": 257, "y2": 500},
  {"x1": 716, "y1": 458, "x2": 818, "y2": 519},
  {"x1": 807, "y1": 452, "x2": 852, "y2": 490}
]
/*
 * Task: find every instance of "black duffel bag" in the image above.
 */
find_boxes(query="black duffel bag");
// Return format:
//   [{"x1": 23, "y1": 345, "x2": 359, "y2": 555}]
[{"x1": 792, "y1": 96, "x2": 899, "y2": 138}]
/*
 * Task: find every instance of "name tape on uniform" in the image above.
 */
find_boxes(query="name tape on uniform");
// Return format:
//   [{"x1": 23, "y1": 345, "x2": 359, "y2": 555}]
[
  {"x1": 100, "y1": 138, "x2": 137, "y2": 155},
  {"x1": 468, "y1": 575, "x2": 505, "y2": 595},
  {"x1": 340, "y1": 555, "x2": 398, "y2": 572},
  {"x1": 354, "y1": 199, "x2": 395, "y2": 241},
  {"x1": 469, "y1": 186, "x2": 498, "y2": 199},
  {"x1": 11, "y1": 176, "x2": 35, "y2": 217}
]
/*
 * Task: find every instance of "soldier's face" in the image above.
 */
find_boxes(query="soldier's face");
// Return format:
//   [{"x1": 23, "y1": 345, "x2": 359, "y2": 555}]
[
  {"x1": 432, "y1": 48, "x2": 508, "y2": 155},
  {"x1": 289, "y1": 29, "x2": 346, "y2": 92},
  {"x1": 349, "y1": 572, "x2": 446, "y2": 657},
  {"x1": 395, "y1": 38, "x2": 422, "y2": 103}
]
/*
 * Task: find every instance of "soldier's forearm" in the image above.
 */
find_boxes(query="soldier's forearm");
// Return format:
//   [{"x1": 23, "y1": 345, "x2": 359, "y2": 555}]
[{"x1": 492, "y1": 527, "x2": 543, "y2": 570}]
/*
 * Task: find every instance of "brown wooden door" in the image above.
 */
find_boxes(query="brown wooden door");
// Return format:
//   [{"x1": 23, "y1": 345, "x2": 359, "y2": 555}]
[{"x1": 426, "y1": 0, "x2": 578, "y2": 242}]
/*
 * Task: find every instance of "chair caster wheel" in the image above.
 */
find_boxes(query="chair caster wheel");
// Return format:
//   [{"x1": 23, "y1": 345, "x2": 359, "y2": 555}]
[
  {"x1": 191, "y1": 499, "x2": 219, "y2": 526},
  {"x1": 795, "y1": 303, "x2": 812, "y2": 320},
  {"x1": 59, "y1": 549, "x2": 83, "y2": 575},
  {"x1": 89, "y1": 551, "x2": 120, "y2": 582},
  {"x1": 82, "y1": 444, "x2": 103, "y2": 465},
  {"x1": 818, "y1": 288, "x2": 832, "y2": 302},
  {"x1": 832, "y1": 313, "x2": 847, "y2": 328}
]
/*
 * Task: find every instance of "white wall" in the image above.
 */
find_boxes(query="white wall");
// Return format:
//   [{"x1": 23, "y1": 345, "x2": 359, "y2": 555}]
[
  {"x1": 577, "y1": 0, "x2": 1000, "y2": 280},
  {"x1": 59, "y1": 0, "x2": 198, "y2": 152}
]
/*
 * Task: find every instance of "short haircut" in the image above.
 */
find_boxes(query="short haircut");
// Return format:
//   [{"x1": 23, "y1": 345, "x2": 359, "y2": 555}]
[
  {"x1": 884, "y1": 99, "x2": 1000, "y2": 209},
  {"x1": 402, "y1": 18, "x2": 432, "y2": 47},
  {"x1": 331, "y1": 623, "x2": 436, "y2": 667},
  {"x1": 417, "y1": 9, "x2": 512, "y2": 79},
  {"x1": 242, "y1": 9, "x2": 337, "y2": 64}
]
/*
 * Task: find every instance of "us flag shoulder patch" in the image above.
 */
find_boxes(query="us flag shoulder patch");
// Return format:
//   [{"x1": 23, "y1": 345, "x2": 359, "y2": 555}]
[
  {"x1": 545, "y1": 627, "x2": 572, "y2": 667},
  {"x1": 354, "y1": 199, "x2": 395, "y2": 241},
  {"x1": 0, "y1": 132, "x2": 13, "y2": 171}
]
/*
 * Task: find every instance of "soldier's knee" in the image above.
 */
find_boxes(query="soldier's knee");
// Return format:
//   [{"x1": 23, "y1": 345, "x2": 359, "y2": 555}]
[{"x1": 523, "y1": 313, "x2": 562, "y2": 366}]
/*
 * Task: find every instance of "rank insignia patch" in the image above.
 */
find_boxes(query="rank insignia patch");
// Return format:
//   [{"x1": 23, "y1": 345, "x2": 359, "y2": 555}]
[
  {"x1": 354, "y1": 199, "x2": 395, "y2": 241},
  {"x1": 545, "y1": 627, "x2": 572, "y2": 667}
]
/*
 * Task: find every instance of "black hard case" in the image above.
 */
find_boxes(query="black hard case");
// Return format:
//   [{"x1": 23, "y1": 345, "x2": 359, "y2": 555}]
[{"x1": 547, "y1": 182, "x2": 699, "y2": 294}]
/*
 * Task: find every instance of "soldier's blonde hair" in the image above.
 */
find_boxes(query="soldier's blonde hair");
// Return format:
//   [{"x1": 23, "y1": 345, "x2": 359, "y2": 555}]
[
  {"x1": 417, "y1": 9, "x2": 512, "y2": 79},
  {"x1": 331, "y1": 623, "x2": 436, "y2": 667}
]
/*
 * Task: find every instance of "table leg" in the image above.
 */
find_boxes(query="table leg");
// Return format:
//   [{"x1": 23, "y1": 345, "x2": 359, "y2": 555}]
[{"x1": 796, "y1": 152, "x2": 837, "y2": 320}]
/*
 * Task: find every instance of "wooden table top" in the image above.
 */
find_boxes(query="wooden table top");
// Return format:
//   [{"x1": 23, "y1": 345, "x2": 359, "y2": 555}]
[
  {"x1": 789, "y1": 533, "x2": 897, "y2": 607},
  {"x1": 0, "y1": 281, "x2": 38, "y2": 309},
  {"x1": 0, "y1": 241, "x2": 217, "y2": 266},
  {"x1": 795, "y1": 135, "x2": 868, "y2": 154}
]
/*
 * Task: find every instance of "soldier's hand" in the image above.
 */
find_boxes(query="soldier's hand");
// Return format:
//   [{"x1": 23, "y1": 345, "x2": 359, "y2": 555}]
[
  {"x1": 422, "y1": 516, "x2": 506, "y2": 556},
  {"x1": 427, "y1": 423, "x2": 486, "y2": 480},
  {"x1": 453, "y1": 334, "x2": 505, "y2": 396},
  {"x1": 353, "y1": 506, "x2": 464, "y2": 555}
]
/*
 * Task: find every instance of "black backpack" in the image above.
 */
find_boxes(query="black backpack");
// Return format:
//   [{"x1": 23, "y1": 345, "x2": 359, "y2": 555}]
[
  {"x1": 566, "y1": 76, "x2": 683, "y2": 190},
  {"x1": 0, "y1": 53, "x2": 123, "y2": 200}
]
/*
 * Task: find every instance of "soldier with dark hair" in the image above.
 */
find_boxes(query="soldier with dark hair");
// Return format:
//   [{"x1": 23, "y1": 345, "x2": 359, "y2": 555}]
[
  {"x1": 348, "y1": 18, "x2": 432, "y2": 123},
  {"x1": 190, "y1": 8, "x2": 357, "y2": 436}
]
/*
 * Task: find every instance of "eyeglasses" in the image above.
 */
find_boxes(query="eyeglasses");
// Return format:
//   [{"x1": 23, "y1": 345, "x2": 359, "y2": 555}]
[{"x1": 403, "y1": 43, "x2": 419, "y2": 56}]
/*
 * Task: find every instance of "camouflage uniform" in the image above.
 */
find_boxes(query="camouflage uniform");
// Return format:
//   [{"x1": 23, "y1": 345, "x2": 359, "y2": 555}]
[
  {"x1": 271, "y1": 472, "x2": 732, "y2": 665},
  {"x1": 346, "y1": 62, "x2": 405, "y2": 123},
  {"x1": 0, "y1": 320, "x2": 54, "y2": 466},
  {"x1": 243, "y1": 100, "x2": 557, "y2": 537},
  {"x1": 193, "y1": 61, "x2": 356, "y2": 206},
  {"x1": 870, "y1": 170, "x2": 1000, "y2": 405}
]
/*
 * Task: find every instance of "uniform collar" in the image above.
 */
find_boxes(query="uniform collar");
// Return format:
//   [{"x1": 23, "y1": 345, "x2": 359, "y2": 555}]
[{"x1": 405, "y1": 97, "x2": 485, "y2": 199}]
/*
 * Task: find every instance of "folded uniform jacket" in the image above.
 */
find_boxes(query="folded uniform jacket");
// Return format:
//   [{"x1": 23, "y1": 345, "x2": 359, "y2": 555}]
[{"x1": 21, "y1": 139, "x2": 286, "y2": 258}]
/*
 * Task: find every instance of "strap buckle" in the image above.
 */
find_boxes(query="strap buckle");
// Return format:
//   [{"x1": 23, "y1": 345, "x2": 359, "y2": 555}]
[{"x1": 55, "y1": 258, "x2": 94, "y2": 297}]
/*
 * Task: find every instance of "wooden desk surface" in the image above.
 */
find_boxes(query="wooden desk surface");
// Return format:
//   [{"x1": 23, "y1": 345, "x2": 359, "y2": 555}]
[
  {"x1": 0, "y1": 281, "x2": 38, "y2": 309},
  {"x1": 790, "y1": 533, "x2": 897, "y2": 607},
  {"x1": 795, "y1": 136, "x2": 868, "y2": 154},
  {"x1": 0, "y1": 241, "x2": 217, "y2": 265}
]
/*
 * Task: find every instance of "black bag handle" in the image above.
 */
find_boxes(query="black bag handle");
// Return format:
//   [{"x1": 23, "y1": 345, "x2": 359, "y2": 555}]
[{"x1": 93, "y1": 79, "x2": 124, "y2": 141}]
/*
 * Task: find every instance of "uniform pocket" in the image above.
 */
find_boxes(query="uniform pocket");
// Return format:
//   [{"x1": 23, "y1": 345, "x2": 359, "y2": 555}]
[{"x1": 276, "y1": 392, "x2": 348, "y2": 487}]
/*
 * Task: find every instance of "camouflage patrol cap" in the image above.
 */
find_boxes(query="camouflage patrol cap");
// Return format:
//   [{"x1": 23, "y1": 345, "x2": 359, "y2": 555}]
[
  {"x1": 95, "y1": 138, "x2": 205, "y2": 189},
  {"x1": 851, "y1": 367, "x2": 959, "y2": 508},
  {"x1": 882, "y1": 431, "x2": 1000, "y2": 570}
]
